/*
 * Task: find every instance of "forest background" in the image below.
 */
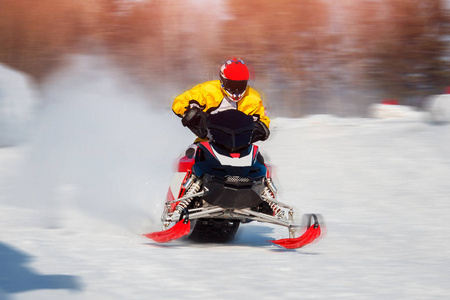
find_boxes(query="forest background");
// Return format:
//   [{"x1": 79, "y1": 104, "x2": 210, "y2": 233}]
[{"x1": 1, "y1": 0, "x2": 449, "y2": 117}]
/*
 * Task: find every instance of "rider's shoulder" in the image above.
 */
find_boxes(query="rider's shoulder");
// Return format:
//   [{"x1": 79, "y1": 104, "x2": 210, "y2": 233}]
[
  {"x1": 247, "y1": 87, "x2": 261, "y2": 98},
  {"x1": 241, "y1": 87, "x2": 262, "y2": 103}
]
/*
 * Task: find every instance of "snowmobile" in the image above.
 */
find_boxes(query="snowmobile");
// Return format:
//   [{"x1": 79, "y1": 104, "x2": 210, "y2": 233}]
[{"x1": 143, "y1": 110, "x2": 321, "y2": 249}]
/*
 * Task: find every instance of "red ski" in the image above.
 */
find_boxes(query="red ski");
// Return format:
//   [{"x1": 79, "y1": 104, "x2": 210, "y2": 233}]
[
  {"x1": 143, "y1": 219, "x2": 191, "y2": 243},
  {"x1": 272, "y1": 215, "x2": 321, "y2": 249}
]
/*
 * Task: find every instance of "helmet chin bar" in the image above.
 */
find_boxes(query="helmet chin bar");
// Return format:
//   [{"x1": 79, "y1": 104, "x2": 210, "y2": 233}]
[
  {"x1": 219, "y1": 72, "x2": 248, "y2": 102},
  {"x1": 223, "y1": 87, "x2": 247, "y2": 102}
]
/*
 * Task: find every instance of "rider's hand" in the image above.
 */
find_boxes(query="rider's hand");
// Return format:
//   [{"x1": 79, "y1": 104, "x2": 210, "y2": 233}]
[
  {"x1": 251, "y1": 120, "x2": 270, "y2": 143},
  {"x1": 182, "y1": 106, "x2": 208, "y2": 139}
]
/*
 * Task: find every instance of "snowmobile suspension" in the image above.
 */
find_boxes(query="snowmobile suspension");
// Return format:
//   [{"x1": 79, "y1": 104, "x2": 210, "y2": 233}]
[
  {"x1": 261, "y1": 177, "x2": 284, "y2": 218},
  {"x1": 175, "y1": 175, "x2": 202, "y2": 216}
]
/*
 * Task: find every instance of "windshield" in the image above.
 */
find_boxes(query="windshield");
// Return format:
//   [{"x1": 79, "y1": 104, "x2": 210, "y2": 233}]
[{"x1": 206, "y1": 110, "x2": 254, "y2": 152}]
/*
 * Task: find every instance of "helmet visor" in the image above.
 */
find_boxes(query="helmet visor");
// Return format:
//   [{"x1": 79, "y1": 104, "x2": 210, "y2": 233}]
[{"x1": 221, "y1": 77, "x2": 248, "y2": 96}]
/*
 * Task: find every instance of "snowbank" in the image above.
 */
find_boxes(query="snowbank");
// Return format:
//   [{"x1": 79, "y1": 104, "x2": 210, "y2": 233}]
[
  {"x1": 368, "y1": 103, "x2": 423, "y2": 120},
  {"x1": 0, "y1": 63, "x2": 40, "y2": 146},
  {"x1": 423, "y1": 94, "x2": 450, "y2": 124}
]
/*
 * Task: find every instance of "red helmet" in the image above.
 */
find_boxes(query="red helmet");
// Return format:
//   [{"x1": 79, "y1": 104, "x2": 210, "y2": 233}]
[{"x1": 219, "y1": 58, "x2": 249, "y2": 102}]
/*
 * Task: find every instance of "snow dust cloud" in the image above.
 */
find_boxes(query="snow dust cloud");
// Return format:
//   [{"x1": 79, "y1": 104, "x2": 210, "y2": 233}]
[{"x1": 5, "y1": 55, "x2": 193, "y2": 233}]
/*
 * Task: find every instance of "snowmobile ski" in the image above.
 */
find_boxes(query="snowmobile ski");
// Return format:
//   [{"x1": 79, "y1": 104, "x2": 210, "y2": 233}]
[
  {"x1": 271, "y1": 214, "x2": 321, "y2": 249},
  {"x1": 143, "y1": 217, "x2": 191, "y2": 243}
]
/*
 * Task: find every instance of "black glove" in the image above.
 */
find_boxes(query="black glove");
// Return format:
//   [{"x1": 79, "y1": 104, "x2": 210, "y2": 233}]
[
  {"x1": 182, "y1": 107, "x2": 208, "y2": 139},
  {"x1": 251, "y1": 120, "x2": 270, "y2": 143}
]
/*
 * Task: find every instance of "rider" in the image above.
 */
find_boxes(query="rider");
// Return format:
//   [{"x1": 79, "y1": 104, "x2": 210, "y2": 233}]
[{"x1": 172, "y1": 58, "x2": 270, "y2": 143}]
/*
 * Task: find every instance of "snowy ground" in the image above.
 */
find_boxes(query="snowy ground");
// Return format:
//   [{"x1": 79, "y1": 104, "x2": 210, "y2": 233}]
[{"x1": 1, "y1": 60, "x2": 450, "y2": 299}]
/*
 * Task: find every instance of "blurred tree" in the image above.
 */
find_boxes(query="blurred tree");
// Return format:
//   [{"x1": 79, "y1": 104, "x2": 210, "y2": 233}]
[
  {"x1": 220, "y1": 0, "x2": 331, "y2": 115},
  {"x1": 0, "y1": 0, "x2": 103, "y2": 80},
  {"x1": 100, "y1": 1, "x2": 165, "y2": 79},
  {"x1": 2, "y1": 0, "x2": 449, "y2": 115},
  {"x1": 358, "y1": 0, "x2": 450, "y2": 103},
  {"x1": 101, "y1": 1, "x2": 222, "y2": 86}
]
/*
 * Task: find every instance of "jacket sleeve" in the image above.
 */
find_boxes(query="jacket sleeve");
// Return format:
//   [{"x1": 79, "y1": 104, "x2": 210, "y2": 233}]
[
  {"x1": 172, "y1": 83, "x2": 208, "y2": 117},
  {"x1": 253, "y1": 104, "x2": 270, "y2": 129},
  {"x1": 239, "y1": 88, "x2": 271, "y2": 128}
]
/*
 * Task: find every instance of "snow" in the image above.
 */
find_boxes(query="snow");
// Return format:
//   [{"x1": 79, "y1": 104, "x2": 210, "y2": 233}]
[
  {"x1": 423, "y1": 94, "x2": 450, "y2": 124},
  {"x1": 368, "y1": 103, "x2": 423, "y2": 120},
  {"x1": 1, "y1": 57, "x2": 450, "y2": 299},
  {"x1": 0, "y1": 63, "x2": 40, "y2": 147}
]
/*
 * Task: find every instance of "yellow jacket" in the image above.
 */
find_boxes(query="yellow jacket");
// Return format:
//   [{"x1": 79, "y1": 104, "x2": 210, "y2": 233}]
[{"x1": 172, "y1": 80, "x2": 270, "y2": 128}]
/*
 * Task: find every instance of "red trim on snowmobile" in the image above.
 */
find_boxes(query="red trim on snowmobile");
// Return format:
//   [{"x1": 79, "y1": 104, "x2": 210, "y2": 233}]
[
  {"x1": 166, "y1": 188, "x2": 175, "y2": 211},
  {"x1": 230, "y1": 153, "x2": 240, "y2": 158},
  {"x1": 200, "y1": 142, "x2": 218, "y2": 159},
  {"x1": 177, "y1": 156, "x2": 195, "y2": 172},
  {"x1": 166, "y1": 188, "x2": 175, "y2": 202},
  {"x1": 176, "y1": 171, "x2": 192, "y2": 199},
  {"x1": 252, "y1": 145, "x2": 259, "y2": 160},
  {"x1": 143, "y1": 219, "x2": 191, "y2": 243},
  {"x1": 265, "y1": 164, "x2": 272, "y2": 178}
]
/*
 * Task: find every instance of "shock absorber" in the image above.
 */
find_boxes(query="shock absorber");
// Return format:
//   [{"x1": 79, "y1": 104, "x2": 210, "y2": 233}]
[
  {"x1": 175, "y1": 175, "x2": 202, "y2": 215},
  {"x1": 261, "y1": 177, "x2": 284, "y2": 218}
]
